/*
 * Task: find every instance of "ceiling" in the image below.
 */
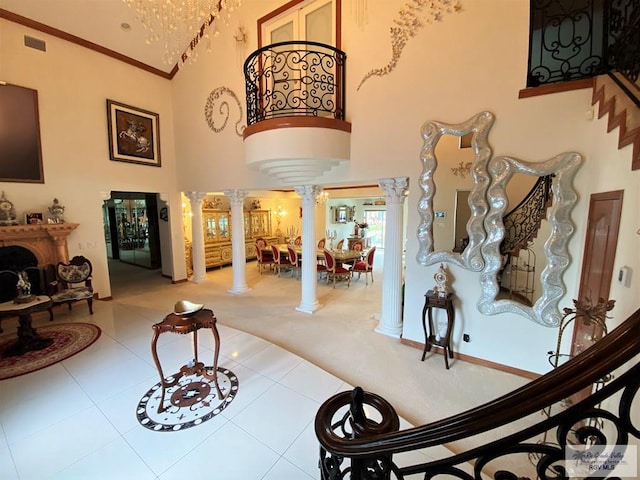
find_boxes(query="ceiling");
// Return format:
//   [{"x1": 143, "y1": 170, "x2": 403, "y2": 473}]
[{"x1": 0, "y1": 0, "x2": 208, "y2": 75}]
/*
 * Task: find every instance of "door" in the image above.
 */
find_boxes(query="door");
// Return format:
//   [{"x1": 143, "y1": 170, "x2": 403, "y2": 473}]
[
  {"x1": 262, "y1": 0, "x2": 336, "y2": 116},
  {"x1": 570, "y1": 190, "x2": 623, "y2": 402}
]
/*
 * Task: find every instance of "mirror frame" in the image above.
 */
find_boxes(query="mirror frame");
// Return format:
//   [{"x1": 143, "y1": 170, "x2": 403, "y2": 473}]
[
  {"x1": 417, "y1": 111, "x2": 494, "y2": 271},
  {"x1": 478, "y1": 152, "x2": 582, "y2": 327}
]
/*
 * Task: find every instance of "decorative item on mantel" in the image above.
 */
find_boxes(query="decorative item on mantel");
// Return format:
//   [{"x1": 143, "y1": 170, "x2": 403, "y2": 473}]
[
  {"x1": 15, "y1": 270, "x2": 35, "y2": 303},
  {"x1": 433, "y1": 263, "x2": 451, "y2": 297},
  {"x1": 0, "y1": 191, "x2": 18, "y2": 226},
  {"x1": 251, "y1": 199, "x2": 261, "y2": 210},
  {"x1": 47, "y1": 198, "x2": 65, "y2": 223}
]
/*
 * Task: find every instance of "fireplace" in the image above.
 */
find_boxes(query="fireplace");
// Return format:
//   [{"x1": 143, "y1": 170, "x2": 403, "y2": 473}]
[{"x1": 0, "y1": 223, "x2": 79, "y2": 268}]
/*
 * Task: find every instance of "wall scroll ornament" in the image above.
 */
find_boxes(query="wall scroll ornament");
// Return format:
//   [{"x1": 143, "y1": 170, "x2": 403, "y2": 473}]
[
  {"x1": 357, "y1": 0, "x2": 463, "y2": 91},
  {"x1": 204, "y1": 87, "x2": 245, "y2": 137}
]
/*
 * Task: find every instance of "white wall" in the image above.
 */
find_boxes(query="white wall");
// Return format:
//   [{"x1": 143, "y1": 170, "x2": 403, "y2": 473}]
[
  {"x1": 0, "y1": 19, "x2": 182, "y2": 299},
  {"x1": 167, "y1": 0, "x2": 639, "y2": 375},
  {"x1": 2, "y1": 0, "x2": 638, "y2": 376}
]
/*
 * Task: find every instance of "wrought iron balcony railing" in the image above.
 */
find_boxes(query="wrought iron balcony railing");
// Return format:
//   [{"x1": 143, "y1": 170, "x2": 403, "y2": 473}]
[
  {"x1": 243, "y1": 41, "x2": 346, "y2": 126},
  {"x1": 315, "y1": 307, "x2": 640, "y2": 479},
  {"x1": 528, "y1": 0, "x2": 639, "y2": 91}
]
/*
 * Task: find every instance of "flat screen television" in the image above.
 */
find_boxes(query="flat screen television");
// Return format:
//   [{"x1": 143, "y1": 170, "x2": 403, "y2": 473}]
[{"x1": 0, "y1": 83, "x2": 44, "y2": 183}]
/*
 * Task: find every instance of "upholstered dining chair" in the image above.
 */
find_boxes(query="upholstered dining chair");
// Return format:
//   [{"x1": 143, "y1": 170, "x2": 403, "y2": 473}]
[
  {"x1": 323, "y1": 249, "x2": 350, "y2": 288},
  {"x1": 286, "y1": 246, "x2": 302, "y2": 279},
  {"x1": 345, "y1": 241, "x2": 364, "y2": 268},
  {"x1": 351, "y1": 246, "x2": 376, "y2": 285},
  {"x1": 294, "y1": 235, "x2": 302, "y2": 246},
  {"x1": 255, "y1": 244, "x2": 275, "y2": 274},
  {"x1": 49, "y1": 255, "x2": 94, "y2": 314},
  {"x1": 317, "y1": 238, "x2": 326, "y2": 249},
  {"x1": 335, "y1": 239, "x2": 345, "y2": 251},
  {"x1": 271, "y1": 245, "x2": 287, "y2": 277},
  {"x1": 255, "y1": 237, "x2": 273, "y2": 261}
]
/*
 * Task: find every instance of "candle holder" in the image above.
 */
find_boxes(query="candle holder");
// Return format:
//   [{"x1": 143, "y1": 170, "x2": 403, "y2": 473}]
[{"x1": 326, "y1": 229, "x2": 337, "y2": 250}]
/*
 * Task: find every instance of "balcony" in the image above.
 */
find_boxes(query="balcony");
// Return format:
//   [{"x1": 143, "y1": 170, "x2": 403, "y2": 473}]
[{"x1": 243, "y1": 41, "x2": 351, "y2": 184}]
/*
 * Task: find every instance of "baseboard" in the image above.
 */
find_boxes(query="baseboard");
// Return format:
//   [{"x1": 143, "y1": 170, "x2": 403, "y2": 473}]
[
  {"x1": 171, "y1": 277, "x2": 188, "y2": 284},
  {"x1": 400, "y1": 337, "x2": 540, "y2": 380}
]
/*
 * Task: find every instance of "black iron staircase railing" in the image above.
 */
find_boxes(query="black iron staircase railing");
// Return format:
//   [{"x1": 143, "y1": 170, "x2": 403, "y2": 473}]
[
  {"x1": 243, "y1": 41, "x2": 346, "y2": 126},
  {"x1": 315, "y1": 307, "x2": 640, "y2": 479},
  {"x1": 501, "y1": 175, "x2": 553, "y2": 257}
]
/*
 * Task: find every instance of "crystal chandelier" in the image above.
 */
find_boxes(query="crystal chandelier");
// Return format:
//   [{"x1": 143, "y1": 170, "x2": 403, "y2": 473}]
[
  {"x1": 316, "y1": 191, "x2": 329, "y2": 206},
  {"x1": 123, "y1": 0, "x2": 241, "y2": 67}
]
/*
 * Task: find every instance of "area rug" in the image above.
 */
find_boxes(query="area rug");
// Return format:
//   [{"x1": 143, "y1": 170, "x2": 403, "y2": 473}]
[
  {"x1": 137, "y1": 367, "x2": 239, "y2": 432},
  {"x1": 0, "y1": 323, "x2": 101, "y2": 380}
]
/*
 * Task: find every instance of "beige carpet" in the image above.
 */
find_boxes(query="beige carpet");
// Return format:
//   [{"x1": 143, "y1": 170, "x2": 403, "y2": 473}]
[{"x1": 107, "y1": 256, "x2": 531, "y2": 459}]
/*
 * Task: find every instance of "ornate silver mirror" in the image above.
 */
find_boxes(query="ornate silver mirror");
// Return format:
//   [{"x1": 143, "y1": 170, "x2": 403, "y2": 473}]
[
  {"x1": 417, "y1": 111, "x2": 494, "y2": 271},
  {"x1": 479, "y1": 152, "x2": 582, "y2": 327}
]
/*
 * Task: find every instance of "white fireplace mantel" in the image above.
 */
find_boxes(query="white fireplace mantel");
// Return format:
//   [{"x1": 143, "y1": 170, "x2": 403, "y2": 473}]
[{"x1": 0, "y1": 223, "x2": 79, "y2": 267}]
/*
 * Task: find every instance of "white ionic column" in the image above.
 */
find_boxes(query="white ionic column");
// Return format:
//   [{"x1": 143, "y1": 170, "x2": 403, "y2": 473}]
[
  {"x1": 375, "y1": 177, "x2": 409, "y2": 337},
  {"x1": 224, "y1": 189, "x2": 251, "y2": 295},
  {"x1": 293, "y1": 185, "x2": 322, "y2": 313},
  {"x1": 184, "y1": 191, "x2": 207, "y2": 283}
]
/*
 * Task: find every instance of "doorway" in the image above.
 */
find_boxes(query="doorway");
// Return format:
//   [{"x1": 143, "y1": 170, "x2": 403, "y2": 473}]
[
  {"x1": 570, "y1": 190, "x2": 623, "y2": 403},
  {"x1": 364, "y1": 210, "x2": 385, "y2": 248},
  {"x1": 103, "y1": 191, "x2": 162, "y2": 269}
]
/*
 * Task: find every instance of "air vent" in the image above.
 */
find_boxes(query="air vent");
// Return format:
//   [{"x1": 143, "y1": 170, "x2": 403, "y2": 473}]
[{"x1": 24, "y1": 35, "x2": 46, "y2": 52}]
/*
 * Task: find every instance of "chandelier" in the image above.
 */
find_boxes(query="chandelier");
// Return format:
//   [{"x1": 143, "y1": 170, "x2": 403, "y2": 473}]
[
  {"x1": 123, "y1": 0, "x2": 241, "y2": 67},
  {"x1": 316, "y1": 191, "x2": 329, "y2": 206}
]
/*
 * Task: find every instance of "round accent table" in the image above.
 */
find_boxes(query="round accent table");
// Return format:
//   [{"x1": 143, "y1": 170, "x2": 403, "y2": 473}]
[{"x1": 151, "y1": 307, "x2": 224, "y2": 413}]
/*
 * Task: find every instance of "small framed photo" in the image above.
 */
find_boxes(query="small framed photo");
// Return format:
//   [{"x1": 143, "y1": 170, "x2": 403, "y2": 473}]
[
  {"x1": 107, "y1": 99, "x2": 161, "y2": 167},
  {"x1": 25, "y1": 212, "x2": 43, "y2": 224}
]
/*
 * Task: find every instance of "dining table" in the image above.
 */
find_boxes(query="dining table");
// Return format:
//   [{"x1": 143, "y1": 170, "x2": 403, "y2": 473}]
[{"x1": 265, "y1": 244, "x2": 363, "y2": 264}]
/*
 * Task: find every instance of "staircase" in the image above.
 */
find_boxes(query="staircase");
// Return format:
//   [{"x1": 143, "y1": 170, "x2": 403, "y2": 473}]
[
  {"x1": 592, "y1": 73, "x2": 640, "y2": 171},
  {"x1": 315, "y1": 308, "x2": 640, "y2": 479}
]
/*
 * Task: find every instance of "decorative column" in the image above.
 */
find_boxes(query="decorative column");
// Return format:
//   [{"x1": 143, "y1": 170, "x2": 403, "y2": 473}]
[
  {"x1": 293, "y1": 185, "x2": 322, "y2": 313},
  {"x1": 224, "y1": 189, "x2": 251, "y2": 295},
  {"x1": 376, "y1": 177, "x2": 409, "y2": 337},
  {"x1": 184, "y1": 191, "x2": 207, "y2": 283}
]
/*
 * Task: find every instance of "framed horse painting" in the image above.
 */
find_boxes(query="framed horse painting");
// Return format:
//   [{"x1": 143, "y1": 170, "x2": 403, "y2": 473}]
[{"x1": 106, "y1": 100, "x2": 161, "y2": 167}]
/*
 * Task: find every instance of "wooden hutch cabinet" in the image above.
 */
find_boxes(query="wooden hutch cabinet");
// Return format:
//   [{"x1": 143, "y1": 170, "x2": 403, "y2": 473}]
[
  {"x1": 202, "y1": 209, "x2": 233, "y2": 268},
  {"x1": 244, "y1": 209, "x2": 277, "y2": 260},
  {"x1": 199, "y1": 208, "x2": 277, "y2": 269}
]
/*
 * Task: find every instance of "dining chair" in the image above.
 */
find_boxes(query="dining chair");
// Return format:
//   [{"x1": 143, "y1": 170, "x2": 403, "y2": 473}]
[
  {"x1": 287, "y1": 246, "x2": 302, "y2": 279},
  {"x1": 317, "y1": 238, "x2": 326, "y2": 248},
  {"x1": 345, "y1": 241, "x2": 364, "y2": 267},
  {"x1": 256, "y1": 244, "x2": 275, "y2": 274},
  {"x1": 255, "y1": 237, "x2": 273, "y2": 261},
  {"x1": 351, "y1": 246, "x2": 376, "y2": 285},
  {"x1": 271, "y1": 245, "x2": 286, "y2": 277},
  {"x1": 294, "y1": 235, "x2": 302, "y2": 246},
  {"x1": 323, "y1": 249, "x2": 350, "y2": 288},
  {"x1": 336, "y1": 239, "x2": 345, "y2": 251}
]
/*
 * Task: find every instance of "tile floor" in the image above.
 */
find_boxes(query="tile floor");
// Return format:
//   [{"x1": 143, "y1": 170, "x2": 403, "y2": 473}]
[{"x1": 0, "y1": 252, "x2": 526, "y2": 479}]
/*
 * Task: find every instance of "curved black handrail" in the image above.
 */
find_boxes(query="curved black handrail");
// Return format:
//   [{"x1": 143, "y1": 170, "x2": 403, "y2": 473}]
[
  {"x1": 501, "y1": 174, "x2": 553, "y2": 255},
  {"x1": 243, "y1": 40, "x2": 346, "y2": 125},
  {"x1": 316, "y1": 308, "x2": 640, "y2": 478}
]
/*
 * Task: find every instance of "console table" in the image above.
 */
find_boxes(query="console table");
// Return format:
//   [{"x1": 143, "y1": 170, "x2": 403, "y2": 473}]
[
  {"x1": 347, "y1": 236, "x2": 372, "y2": 250},
  {"x1": 421, "y1": 290, "x2": 455, "y2": 369},
  {"x1": 151, "y1": 307, "x2": 224, "y2": 413}
]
